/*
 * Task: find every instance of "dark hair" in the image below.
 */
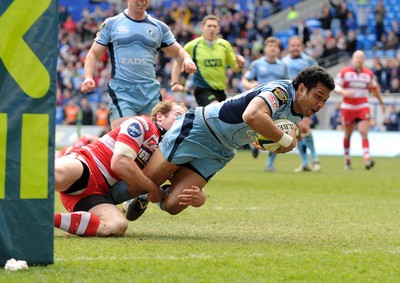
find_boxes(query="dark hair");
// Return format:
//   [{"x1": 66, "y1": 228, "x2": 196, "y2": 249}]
[{"x1": 292, "y1": 66, "x2": 335, "y2": 92}]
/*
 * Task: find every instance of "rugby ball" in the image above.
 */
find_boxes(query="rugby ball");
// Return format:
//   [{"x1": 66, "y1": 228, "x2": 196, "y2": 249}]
[{"x1": 256, "y1": 119, "x2": 298, "y2": 151}]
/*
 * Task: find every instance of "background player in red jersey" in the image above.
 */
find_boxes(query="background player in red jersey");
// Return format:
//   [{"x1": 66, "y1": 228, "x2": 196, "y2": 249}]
[
  {"x1": 54, "y1": 101, "x2": 197, "y2": 237},
  {"x1": 334, "y1": 50, "x2": 386, "y2": 170}
]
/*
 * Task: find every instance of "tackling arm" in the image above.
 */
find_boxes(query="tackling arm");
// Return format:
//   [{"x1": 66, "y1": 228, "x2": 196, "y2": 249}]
[{"x1": 111, "y1": 144, "x2": 163, "y2": 203}]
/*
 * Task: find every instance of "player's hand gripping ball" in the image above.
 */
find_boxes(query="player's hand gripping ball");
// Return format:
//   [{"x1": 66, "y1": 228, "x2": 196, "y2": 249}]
[{"x1": 256, "y1": 119, "x2": 299, "y2": 151}]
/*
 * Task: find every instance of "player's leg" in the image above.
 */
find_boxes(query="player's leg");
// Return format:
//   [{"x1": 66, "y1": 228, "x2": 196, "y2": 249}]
[
  {"x1": 343, "y1": 123, "x2": 354, "y2": 169},
  {"x1": 305, "y1": 134, "x2": 321, "y2": 172},
  {"x1": 357, "y1": 119, "x2": 374, "y2": 169},
  {"x1": 161, "y1": 167, "x2": 207, "y2": 215},
  {"x1": 294, "y1": 139, "x2": 310, "y2": 172},
  {"x1": 89, "y1": 203, "x2": 128, "y2": 236},
  {"x1": 265, "y1": 152, "x2": 276, "y2": 172},
  {"x1": 55, "y1": 155, "x2": 85, "y2": 192},
  {"x1": 341, "y1": 109, "x2": 354, "y2": 169},
  {"x1": 123, "y1": 148, "x2": 181, "y2": 221},
  {"x1": 55, "y1": 195, "x2": 128, "y2": 237}
]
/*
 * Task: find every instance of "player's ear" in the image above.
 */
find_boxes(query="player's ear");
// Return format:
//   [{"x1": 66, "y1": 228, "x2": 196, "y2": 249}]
[
  {"x1": 297, "y1": 83, "x2": 307, "y2": 96},
  {"x1": 156, "y1": 112, "x2": 163, "y2": 122}
]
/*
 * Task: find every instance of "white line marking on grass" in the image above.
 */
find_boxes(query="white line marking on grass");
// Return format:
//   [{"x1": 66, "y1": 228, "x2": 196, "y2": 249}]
[
  {"x1": 213, "y1": 206, "x2": 264, "y2": 211},
  {"x1": 56, "y1": 254, "x2": 221, "y2": 262}
]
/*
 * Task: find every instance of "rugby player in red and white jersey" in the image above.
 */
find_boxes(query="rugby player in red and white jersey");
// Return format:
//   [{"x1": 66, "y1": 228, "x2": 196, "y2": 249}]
[
  {"x1": 54, "y1": 101, "x2": 197, "y2": 237},
  {"x1": 334, "y1": 50, "x2": 386, "y2": 170}
]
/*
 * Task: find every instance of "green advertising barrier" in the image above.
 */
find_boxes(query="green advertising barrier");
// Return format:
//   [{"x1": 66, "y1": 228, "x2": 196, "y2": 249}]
[{"x1": 0, "y1": 0, "x2": 57, "y2": 265}]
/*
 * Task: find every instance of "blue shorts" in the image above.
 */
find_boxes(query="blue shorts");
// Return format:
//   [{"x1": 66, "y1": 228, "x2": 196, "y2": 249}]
[
  {"x1": 107, "y1": 78, "x2": 161, "y2": 121},
  {"x1": 159, "y1": 107, "x2": 235, "y2": 181}
]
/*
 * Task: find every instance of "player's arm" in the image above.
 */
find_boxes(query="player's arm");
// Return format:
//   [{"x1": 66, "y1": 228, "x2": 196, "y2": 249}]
[
  {"x1": 111, "y1": 143, "x2": 163, "y2": 203},
  {"x1": 243, "y1": 96, "x2": 297, "y2": 153},
  {"x1": 370, "y1": 85, "x2": 386, "y2": 113},
  {"x1": 163, "y1": 42, "x2": 197, "y2": 75},
  {"x1": 81, "y1": 42, "x2": 108, "y2": 93},
  {"x1": 170, "y1": 60, "x2": 184, "y2": 92},
  {"x1": 241, "y1": 76, "x2": 259, "y2": 90}
]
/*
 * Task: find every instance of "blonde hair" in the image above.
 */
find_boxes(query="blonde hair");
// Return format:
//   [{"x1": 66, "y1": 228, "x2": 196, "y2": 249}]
[
  {"x1": 264, "y1": 37, "x2": 281, "y2": 46},
  {"x1": 151, "y1": 101, "x2": 187, "y2": 121}
]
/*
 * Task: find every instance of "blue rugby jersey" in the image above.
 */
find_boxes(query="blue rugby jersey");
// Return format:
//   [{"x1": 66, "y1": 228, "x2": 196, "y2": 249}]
[
  {"x1": 244, "y1": 57, "x2": 289, "y2": 83},
  {"x1": 204, "y1": 80, "x2": 303, "y2": 150},
  {"x1": 95, "y1": 10, "x2": 176, "y2": 83},
  {"x1": 281, "y1": 53, "x2": 317, "y2": 79}
]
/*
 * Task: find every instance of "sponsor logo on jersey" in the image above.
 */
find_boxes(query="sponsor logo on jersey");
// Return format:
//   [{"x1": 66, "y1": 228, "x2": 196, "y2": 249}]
[
  {"x1": 117, "y1": 25, "x2": 129, "y2": 33},
  {"x1": 148, "y1": 29, "x2": 155, "y2": 37},
  {"x1": 121, "y1": 58, "x2": 147, "y2": 65},
  {"x1": 273, "y1": 87, "x2": 288, "y2": 104},
  {"x1": 127, "y1": 122, "x2": 142, "y2": 138},
  {"x1": 266, "y1": 92, "x2": 279, "y2": 111},
  {"x1": 135, "y1": 116, "x2": 150, "y2": 131},
  {"x1": 97, "y1": 22, "x2": 105, "y2": 32},
  {"x1": 148, "y1": 136, "x2": 158, "y2": 147},
  {"x1": 137, "y1": 148, "x2": 151, "y2": 165},
  {"x1": 204, "y1": 59, "x2": 222, "y2": 67}
]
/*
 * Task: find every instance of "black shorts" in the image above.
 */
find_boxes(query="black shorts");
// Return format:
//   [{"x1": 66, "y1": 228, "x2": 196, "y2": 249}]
[
  {"x1": 194, "y1": 87, "x2": 226, "y2": 106},
  {"x1": 74, "y1": 194, "x2": 114, "y2": 212}
]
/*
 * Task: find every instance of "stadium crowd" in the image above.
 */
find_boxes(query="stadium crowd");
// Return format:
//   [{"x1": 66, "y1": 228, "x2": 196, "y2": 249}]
[{"x1": 57, "y1": 0, "x2": 400, "y2": 131}]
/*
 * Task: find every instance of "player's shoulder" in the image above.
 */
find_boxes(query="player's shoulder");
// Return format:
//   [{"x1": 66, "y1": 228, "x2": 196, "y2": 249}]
[
  {"x1": 214, "y1": 38, "x2": 234, "y2": 51},
  {"x1": 120, "y1": 116, "x2": 156, "y2": 136},
  {"x1": 338, "y1": 65, "x2": 353, "y2": 74},
  {"x1": 146, "y1": 13, "x2": 171, "y2": 30},
  {"x1": 362, "y1": 67, "x2": 375, "y2": 76},
  {"x1": 104, "y1": 11, "x2": 126, "y2": 25}
]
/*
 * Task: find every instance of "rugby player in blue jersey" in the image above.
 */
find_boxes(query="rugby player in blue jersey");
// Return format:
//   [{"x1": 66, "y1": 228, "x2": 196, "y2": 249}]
[
  {"x1": 81, "y1": 0, "x2": 197, "y2": 129},
  {"x1": 282, "y1": 36, "x2": 322, "y2": 172},
  {"x1": 122, "y1": 66, "x2": 335, "y2": 219},
  {"x1": 241, "y1": 36, "x2": 289, "y2": 171}
]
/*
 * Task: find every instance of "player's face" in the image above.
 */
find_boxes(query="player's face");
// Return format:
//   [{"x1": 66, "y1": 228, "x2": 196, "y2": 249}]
[
  {"x1": 129, "y1": 0, "x2": 149, "y2": 12},
  {"x1": 295, "y1": 82, "x2": 331, "y2": 117},
  {"x1": 202, "y1": 19, "x2": 220, "y2": 41},
  {"x1": 289, "y1": 39, "x2": 303, "y2": 58},
  {"x1": 160, "y1": 105, "x2": 186, "y2": 130},
  {"x1": 351, "y1": 51, "x2": 365, "y2": 70},
  {"x1": 264, "y1": 43, "x2": 280, "y2": 59}
]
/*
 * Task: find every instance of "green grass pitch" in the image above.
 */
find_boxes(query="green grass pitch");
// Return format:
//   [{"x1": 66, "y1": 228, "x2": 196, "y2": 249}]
[{"x1": 2, "y1": 151, "x2": 400, "y2": 282}]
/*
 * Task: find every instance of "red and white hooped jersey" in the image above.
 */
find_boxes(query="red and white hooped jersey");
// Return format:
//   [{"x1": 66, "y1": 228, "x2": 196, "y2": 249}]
[
  {"x1": 335, "y1": 66, "x2": 379, "y2": 110},
  {"x1": 74, "y1": 116, "x2": 161, "y2": 186}
]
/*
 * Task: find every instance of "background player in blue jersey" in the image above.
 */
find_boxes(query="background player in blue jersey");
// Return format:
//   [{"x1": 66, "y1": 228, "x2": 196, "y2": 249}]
[
  {"x1": 282, "y1": 36, "x2": 322, "y2": 172},
  {"x1": 81, "y1": 0, "x2": 197, "y2": 129},
  {"x1": 124, "y1": 67, "x2": 335, "y2": 218},
  {"x1": 241, "y1": 36, "x2": 289, "y2": 172}
]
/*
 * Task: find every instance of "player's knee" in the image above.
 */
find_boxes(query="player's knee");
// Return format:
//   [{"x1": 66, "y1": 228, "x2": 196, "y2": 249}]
[
  {"x1": 101, "y1": 218, "x2": 128, "y2": 237},
  {"x1": 161, "y1": 201, "x2": 186, "y2": 215},
  {"x1": 112, "y1": 217, "x2": 129, "y2": 236}
]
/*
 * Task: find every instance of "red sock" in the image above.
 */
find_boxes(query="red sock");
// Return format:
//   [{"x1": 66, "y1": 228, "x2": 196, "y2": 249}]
[
  {"x1": 343, "y1": 138, "x2": 350, "y2": 163},
  {"x1": 54, "y1": 211, "x2": 100, "y2": 236},
  {"x1": 362, "y1": 138, "x2": 370, "y2": 163}
]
